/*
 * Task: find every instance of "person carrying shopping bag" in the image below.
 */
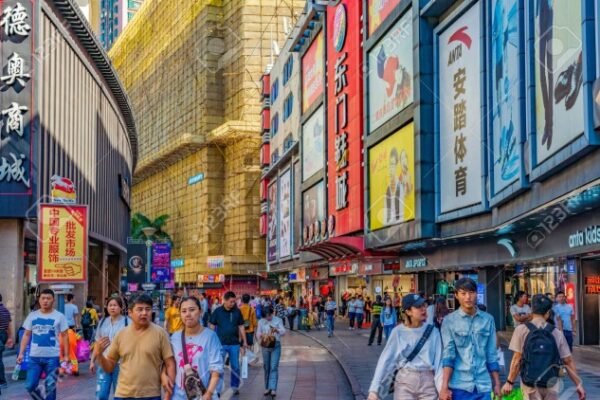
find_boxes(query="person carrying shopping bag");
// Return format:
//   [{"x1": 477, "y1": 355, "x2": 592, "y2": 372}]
[
  {"x1": 367, "y1": 294, "x2": 442, "y2": 400},
  {"x1": 256, "y1": 306, "x2": 286, "y2": 398}
]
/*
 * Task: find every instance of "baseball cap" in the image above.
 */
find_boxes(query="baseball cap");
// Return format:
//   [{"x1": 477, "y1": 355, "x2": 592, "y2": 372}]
[
  {"x1": 402, "y1": 293, "x2": 426, "y2": 310},
  {"x1": 531, "y1": 294, "x2": 553, "y2": 315}
]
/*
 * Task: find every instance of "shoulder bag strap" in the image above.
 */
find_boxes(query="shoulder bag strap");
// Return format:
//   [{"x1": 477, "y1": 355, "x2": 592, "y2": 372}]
[
  {"x1": 181, "y1": 331, "x2": 189, "y2": 365},
  {"x1": 406, "y1": 324, "x2": 434, "y2": 362},
  {"x1": 525, "y1": 322, "x2": 537, "y2": 332}
]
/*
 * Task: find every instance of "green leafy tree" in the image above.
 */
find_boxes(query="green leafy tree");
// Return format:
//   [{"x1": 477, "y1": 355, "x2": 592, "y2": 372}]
[{"x1": 130, "y1": 212, "x2": 172, "y2": 243}]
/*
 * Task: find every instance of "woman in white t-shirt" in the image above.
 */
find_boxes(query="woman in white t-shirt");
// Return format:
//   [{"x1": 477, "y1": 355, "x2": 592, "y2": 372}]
[{"x1": 165, "y1": 297, "x2": 223, "y2": 400}]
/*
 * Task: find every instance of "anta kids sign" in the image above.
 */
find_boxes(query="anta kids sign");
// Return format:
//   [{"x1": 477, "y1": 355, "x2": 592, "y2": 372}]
[{"x1": 327, "y1": 0, "x2": 364, "y2": 237}]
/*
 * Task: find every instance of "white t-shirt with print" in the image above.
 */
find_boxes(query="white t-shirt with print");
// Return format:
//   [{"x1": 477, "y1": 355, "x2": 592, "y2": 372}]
[
  {"x1": 170, "y1": 328, "x2": 224, "y2": 400},
  {"x1": 23, "y1": 310, "x2": 69, "y2": 358}
]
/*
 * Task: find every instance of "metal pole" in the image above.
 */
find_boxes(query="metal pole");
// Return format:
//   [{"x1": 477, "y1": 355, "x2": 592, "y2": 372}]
[{"x1": 146, "y1": 240, "x2": 152, "y2": 284}]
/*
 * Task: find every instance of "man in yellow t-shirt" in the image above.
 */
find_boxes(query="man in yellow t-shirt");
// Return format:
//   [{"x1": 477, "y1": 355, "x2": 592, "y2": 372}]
[
  {"x1": 239, "y1": 294, "x2": 257, "y2": 346},
  {"x1": 164, "y1": 296, "x2": 183, "y2": 334},
  {"x1": 93, "y1": 294, "x2": 175, "y2": 399}
]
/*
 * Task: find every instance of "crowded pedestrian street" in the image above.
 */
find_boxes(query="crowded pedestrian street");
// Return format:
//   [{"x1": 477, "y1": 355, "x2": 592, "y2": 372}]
[{"x1": 2, "y1": 0, "x2": 600, "y2": 399}]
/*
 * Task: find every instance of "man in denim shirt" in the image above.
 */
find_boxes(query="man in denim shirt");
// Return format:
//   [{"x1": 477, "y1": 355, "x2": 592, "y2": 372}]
[{"x1": 440, "y1": 278, "x2": 501, "y2": 400}]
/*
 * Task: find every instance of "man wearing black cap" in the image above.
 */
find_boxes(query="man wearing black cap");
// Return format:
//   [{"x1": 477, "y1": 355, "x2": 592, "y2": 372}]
[
  {"x1": 502, "y1": 294, "x2": 586, "y2": 400},
  {"x1": 439, "y1": 278, "x2": 501, "y2": 400}
]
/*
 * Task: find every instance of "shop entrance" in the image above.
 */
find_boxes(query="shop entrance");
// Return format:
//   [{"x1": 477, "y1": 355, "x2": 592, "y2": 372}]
[{"x1": 581, "y1": 258, "x2": 600, "y2": 346}]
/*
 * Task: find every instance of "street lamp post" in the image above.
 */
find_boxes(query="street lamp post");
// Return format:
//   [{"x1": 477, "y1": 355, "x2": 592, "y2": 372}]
[{"x1": 142, "y1": 227, "x2": 157, "y2": 285}]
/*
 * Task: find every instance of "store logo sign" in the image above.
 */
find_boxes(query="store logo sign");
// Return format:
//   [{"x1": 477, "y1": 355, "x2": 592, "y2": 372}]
[
  {"x1": 404, "y1": 257, "x2": 427, "y2": 269},
  {"x1": 569, "y1": 225, "x2": 600, "y2": 248}
]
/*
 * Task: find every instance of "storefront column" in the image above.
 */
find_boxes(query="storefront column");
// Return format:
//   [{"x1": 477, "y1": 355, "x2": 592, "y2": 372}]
[
  {"x1": 0, "y1": 219, "x2": 25, "y2": 336},
  {"x1": 101, "y1": 243, "x2": 109, "y2": 305},
  {"x1": 478, "y1": 268, "x2": 505, "y2": 330},
  {"x1": 418, "y1": 272, "x2": 436, "y2": 298}
]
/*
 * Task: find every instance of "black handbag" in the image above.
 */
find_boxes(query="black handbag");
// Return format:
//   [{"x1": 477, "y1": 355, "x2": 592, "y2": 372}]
[{"x1": 181, "y1": 331, "x2": 207, "y2": 399}]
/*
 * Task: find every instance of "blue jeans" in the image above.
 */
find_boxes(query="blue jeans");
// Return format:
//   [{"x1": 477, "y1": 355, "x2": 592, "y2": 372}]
[
  {"x1": 563, "y1": 330, "x2": 574, "y2": 351},
  {"x1": 0, "y1": 331, "x2": 7, "y2": 385},
  {"x1": 384, "y1": 325, "x2": 394, "y2": 341},
  {"x1": 262, "y1": 342, "x2": 281, "y2": 391},
  {"x1": 218, "y1": 344, "x2": 241, "y2": 393},
  {"x1": 96, "y1": 364, "x2": 120, "y2": 400},
  {"x1": 25, "y1": 356, "x2": 60, "y2": 400},
  {"x1": 326, "y1": 314, "x2": 335, "y2": 336},
  {"x1": 451, "y1": 388, "x2": 490, "y2": 400}
]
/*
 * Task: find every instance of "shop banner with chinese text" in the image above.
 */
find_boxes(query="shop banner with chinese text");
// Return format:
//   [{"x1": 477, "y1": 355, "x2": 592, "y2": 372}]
[{"x1": 38, "y1": 204, "x2": 88, "y2": 282}]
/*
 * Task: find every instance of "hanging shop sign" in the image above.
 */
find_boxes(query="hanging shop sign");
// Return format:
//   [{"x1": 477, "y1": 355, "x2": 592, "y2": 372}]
[
  {"x1": 0, "y1": 0, "x2": 38, "y2": 217},
  {"x1": 329, "y1": 262, "x2": 358, "y2": 276},
  {"x1": 568, "y1": 225, "x2": 600, "y2": 249},
  {"x1": 327, "y1": 0, "x2": 364, "y2": 236},
  {"x1": 38, "y1": 204, "x2": 88, "y2": 282},
  {"x1": 267, "y1": 181, "x2": 278, "y2": 262},
  {"x1": 207, "y1": 256, "x2": 224, "y2": 269},
  {"x1": 151, "y1": 243, "x2": 171, "y2": 283},
  {"x1": 302, "y1": 30, "x2": 324, "y2": 113},
  {"x1": 50, "y1": 175, "x2": 77, "y2": 204},
  {"x1": 438, "y1": 2, "x2": 483, "y2": 213}
]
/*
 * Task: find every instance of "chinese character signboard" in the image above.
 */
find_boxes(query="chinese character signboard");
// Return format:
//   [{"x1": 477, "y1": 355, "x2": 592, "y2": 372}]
[
  {"x1": 367, "y1": 11, "x2": 413, "y2": 133},
  {"x1": 267, "y1": 181, "x2": 278, "y2": 262},
  {"x1": 151, "y1": 243, "x2": 171, "y2": 283},
  {"x1": 438, "y1": 3, "x2": 483, "y2": 213},
  {"x1": 38, "y1": 204, "x2": 88, "y2": 282},
  {"x1": 207, "y1": 256, "x2": 224, "y2": 269},
  {"x1": 0, "y1": 0, "x2": 38, "y2": 217},
  {"x1": 327, "y1": 0, "x2": 364, "y2": 236},
  {"x1": 367, "y1": 0, "x2": 400, "y2": 37},
  {"x1": 278, "y1": 169, "x2": 292, "y2": 258},
  {"x1": 368, "y1": 123, "x2": 415, "y2": 230},
  {"x1": 302, "y1": 30, "x2": 324, "y2": 113},
  {"x1": 533, "y1": 0, "x2": 583, "y2": 164}
]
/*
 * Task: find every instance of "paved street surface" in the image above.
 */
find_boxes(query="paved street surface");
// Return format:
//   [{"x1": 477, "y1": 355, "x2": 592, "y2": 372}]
[
  {"x1": 3, "y1": 322, "x2": 599, "y2": 400},
  {"x1": 299, "y1": 319, "x2": 600, "y2": 400},
  {"x1": 0, "y1": 331, "x2": 352, "y2": 400}
]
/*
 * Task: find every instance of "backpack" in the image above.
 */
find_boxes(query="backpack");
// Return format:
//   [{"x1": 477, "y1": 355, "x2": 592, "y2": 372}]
[
  {"x1": 81, "y1": 309, "x2": 93, "y2": 327},
  {"x1": 520, "y1": 322, "x2": 561, "y2": 388}
]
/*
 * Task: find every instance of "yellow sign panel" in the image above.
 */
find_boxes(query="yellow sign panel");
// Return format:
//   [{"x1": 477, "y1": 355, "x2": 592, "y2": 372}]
[
  {"x1": 38, "y1": 204, "x2": 88, "y2": 282},
  {"x1": 368, "y1": 123, "x2": 415, "y2": 230}
]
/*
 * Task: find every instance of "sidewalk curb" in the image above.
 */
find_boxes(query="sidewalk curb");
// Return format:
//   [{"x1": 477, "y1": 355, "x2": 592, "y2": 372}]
[{"x1": 294, "y1": 330, "x2": 365, "y2": 400}]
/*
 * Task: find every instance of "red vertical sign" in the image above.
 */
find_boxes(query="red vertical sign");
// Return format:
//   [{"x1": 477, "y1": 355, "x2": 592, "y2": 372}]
[{"x1": 327, "y1": 0, "x2": 364, "y2": 236}]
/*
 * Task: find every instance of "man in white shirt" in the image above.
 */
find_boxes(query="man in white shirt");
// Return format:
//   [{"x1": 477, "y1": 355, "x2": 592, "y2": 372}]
[{"x1": 64, "y1": 294, "x2": 79, "y2": 329}]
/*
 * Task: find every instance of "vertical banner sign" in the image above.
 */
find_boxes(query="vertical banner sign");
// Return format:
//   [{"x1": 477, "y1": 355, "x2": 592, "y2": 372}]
[
  {"x1": 302, "y1": 105, "x2": 324, "y2": 181},
  {"x1": 126, "y1": 243, "x2": 147, "y2": 289},
  {"x1": 327, "y1": 0, "x2": 364, "y2": 236},
  {"x1": 368, "y1": 123, "x2": 415, "y2": 230},
  {"x1": 278, "y1": 169, "x2": 292, "y2": 258},
  {"x1": 303, "y1": 181, "x2": 325, "y2": 244},
  {"x1": 267, "y1": 181, "x2": 278, "y2": 262},
  {"x1": 367, "y1": 11, "x2": 413, "y2": 133},
  {"x1": 438, "y1": 3, "x2": 483, "y2": 213},
  {"x1": 367, "y1": 0, "x2": 401, "y2": 37},
  {"x1": 0, "y1": 0, "x2": 37, "y2": 217},
  {"x1": 491, "y1": 0, "x2": 521, "y2": 195},
  {"x1": 151, "y1": 243, "x2": 171, "y2": 283},
  {"x1": 534, "y1": 0, "x2": 583, "y2": 164},
  {"x1": 302, "y1": 31, "x2": 324, "y2": 113},
  {"x1": 38, "y1": 204, "x2": 88, "y2": 282}
]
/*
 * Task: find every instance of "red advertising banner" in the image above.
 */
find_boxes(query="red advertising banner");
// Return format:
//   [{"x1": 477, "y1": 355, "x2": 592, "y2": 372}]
[
  {"x1": 302, "y1": 30, "x2": 325, "y2": 113},
  {"x1": 327, "y1": 0, "x2": 364, "y2": 236}
]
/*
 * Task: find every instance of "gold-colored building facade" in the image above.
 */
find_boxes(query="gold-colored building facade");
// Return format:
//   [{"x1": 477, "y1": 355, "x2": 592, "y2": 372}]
[{"x1": 109, "y1": 0, "x2": 305, "y2": 283}]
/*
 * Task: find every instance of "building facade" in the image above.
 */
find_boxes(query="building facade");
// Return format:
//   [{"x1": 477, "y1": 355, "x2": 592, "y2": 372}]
[
  {"x1": 0, "y1": 0, "x2": 137, "y2": 330},
  {"x1": 110, "y1": 0, "x2": 305, "y2": 296},
  {"x1": 263, "y1": 0, "x2": 600, "y2": 346}
]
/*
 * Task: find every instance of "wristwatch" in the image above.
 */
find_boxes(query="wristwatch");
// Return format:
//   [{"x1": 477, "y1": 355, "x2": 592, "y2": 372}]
[{"x1": 506, "y1": 379, "x2": 514, "y2": 385}]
